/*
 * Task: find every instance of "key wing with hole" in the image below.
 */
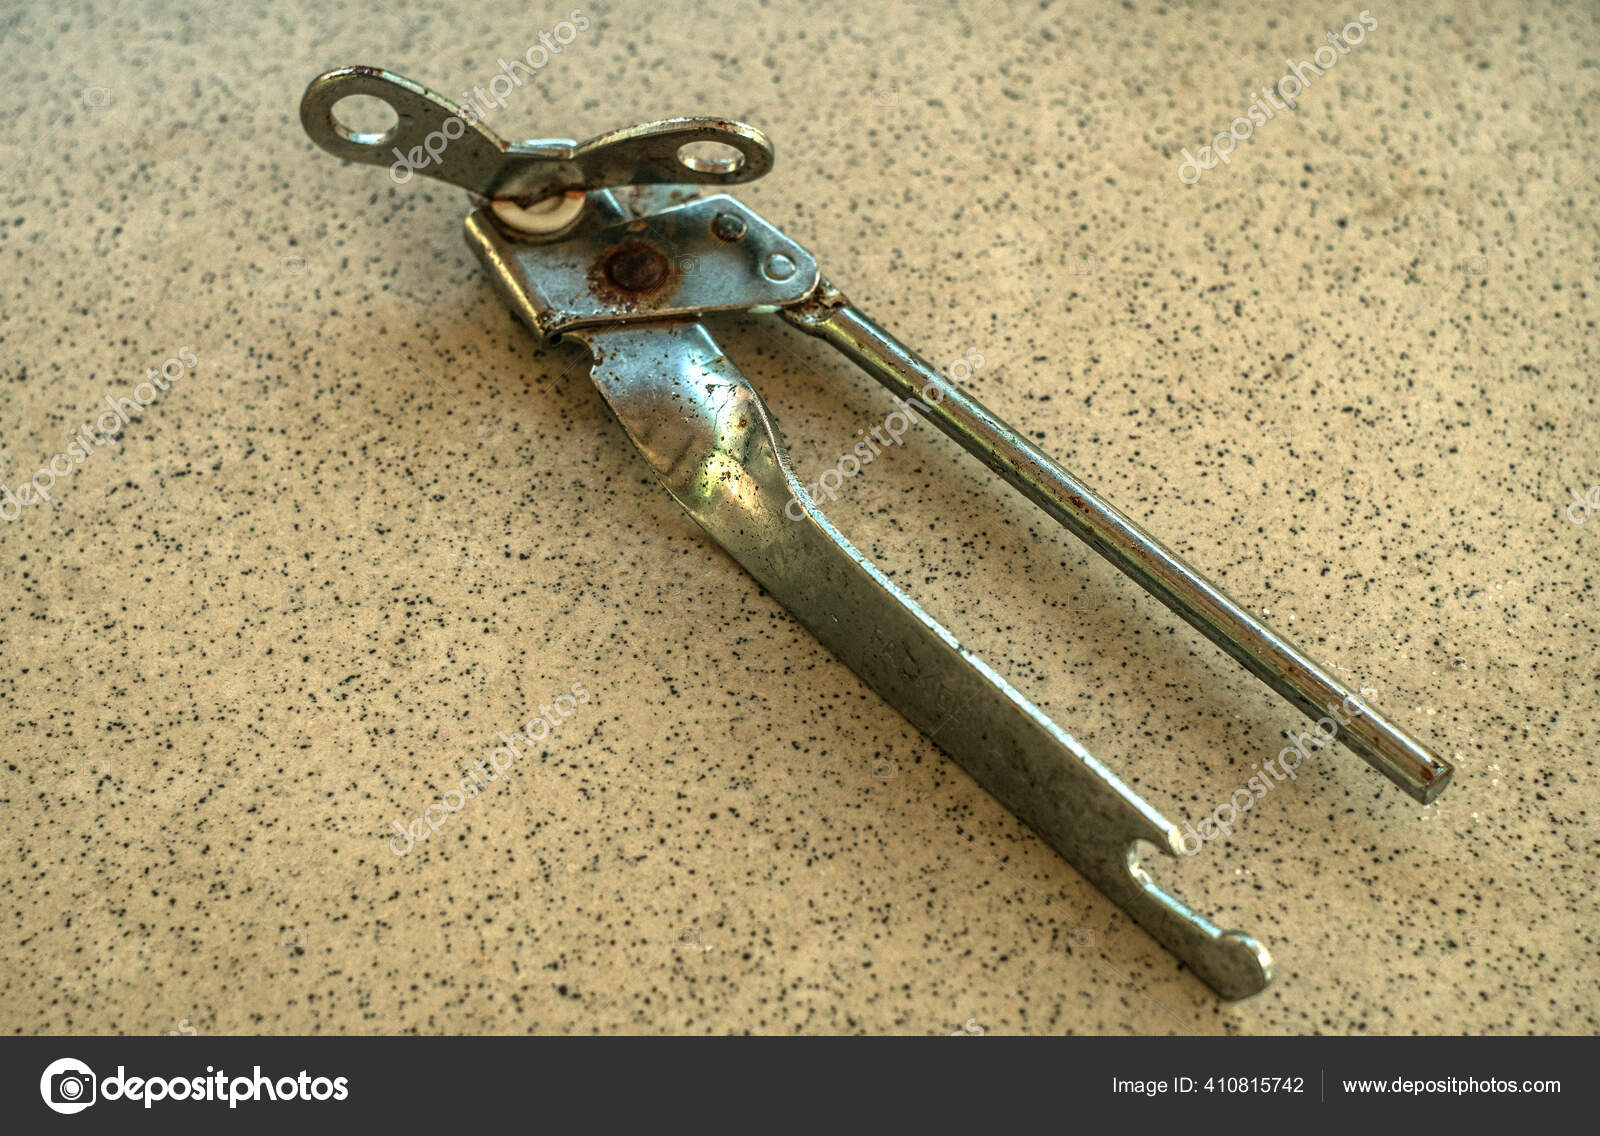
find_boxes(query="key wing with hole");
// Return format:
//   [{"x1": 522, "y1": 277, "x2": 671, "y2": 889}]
[{"x1": 300, "y1": 66, "x2": 773, "y2": 204}]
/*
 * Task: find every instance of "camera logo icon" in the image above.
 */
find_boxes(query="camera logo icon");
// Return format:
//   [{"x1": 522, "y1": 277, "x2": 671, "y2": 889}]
[{"x1": 40, "y1": 1058, "x2": 97, "y2": 1114}]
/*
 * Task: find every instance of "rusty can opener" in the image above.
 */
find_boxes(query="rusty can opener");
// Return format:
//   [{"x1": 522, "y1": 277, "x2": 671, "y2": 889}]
[{"x1": 301, "y1": 67, "x2": 1456, "y2": 999}]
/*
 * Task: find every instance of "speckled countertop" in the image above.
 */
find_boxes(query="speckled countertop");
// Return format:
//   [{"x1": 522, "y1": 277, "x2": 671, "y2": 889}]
[{"x1": 1, "y1": 0, "x2": 1596, "y2": 1035}]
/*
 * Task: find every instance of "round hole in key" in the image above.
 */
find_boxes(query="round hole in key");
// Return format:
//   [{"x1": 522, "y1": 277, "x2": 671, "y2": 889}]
[
  {"x1": 676, "y1": 140, "x2": 745, "y2": 175},
  {"x1": 330, "y1": 94, "x2": 399, "y2": 146}
]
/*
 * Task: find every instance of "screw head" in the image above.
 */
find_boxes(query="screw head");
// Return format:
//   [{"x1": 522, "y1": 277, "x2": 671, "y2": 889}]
[
  {"x1": 762, "y1": 252, "x2": 797, "y2": 281},
  {"x1": 711, "y1": 212, "x2": 747, "y2": 241}
]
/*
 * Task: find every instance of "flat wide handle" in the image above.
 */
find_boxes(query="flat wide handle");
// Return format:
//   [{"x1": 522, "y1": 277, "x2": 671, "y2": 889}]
[{"x1": 568, "y1": 318, "x2": 1274, "y2": 1000}]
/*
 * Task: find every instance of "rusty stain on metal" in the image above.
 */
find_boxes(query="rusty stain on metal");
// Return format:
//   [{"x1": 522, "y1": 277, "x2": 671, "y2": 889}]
[{"x1": 590, "y1": 239, "x2": 675, "y2": 305}]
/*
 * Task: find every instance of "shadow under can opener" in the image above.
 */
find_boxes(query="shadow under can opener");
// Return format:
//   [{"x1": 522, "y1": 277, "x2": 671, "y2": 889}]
[{"x1": 301, "y1": 67, "x2": 1455, "y2": 999}]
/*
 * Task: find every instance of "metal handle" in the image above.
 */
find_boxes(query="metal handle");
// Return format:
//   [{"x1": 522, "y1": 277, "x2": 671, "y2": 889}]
[
  {"x1": 567, "y1": 318, "x2": 1274, "y2": 999},
  {"x1": 782, "y1": 282, "x2": 1455, "y2": 804}
]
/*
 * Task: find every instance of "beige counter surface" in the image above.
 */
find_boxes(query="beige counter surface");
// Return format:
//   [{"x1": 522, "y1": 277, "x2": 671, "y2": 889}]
[{"x1": 1, "y1": 0, "x2": 1596, "y2": 1034}]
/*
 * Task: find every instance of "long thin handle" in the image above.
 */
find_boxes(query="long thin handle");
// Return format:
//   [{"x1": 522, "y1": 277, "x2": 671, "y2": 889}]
[{"x1": 782, "y1": 282, "x2": 1454, "y2": 804}]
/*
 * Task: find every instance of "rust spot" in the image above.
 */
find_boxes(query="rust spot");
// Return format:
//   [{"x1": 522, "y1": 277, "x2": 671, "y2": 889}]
[{"x1": 590, "y1": 239, "x2": 674, "y2": 304}]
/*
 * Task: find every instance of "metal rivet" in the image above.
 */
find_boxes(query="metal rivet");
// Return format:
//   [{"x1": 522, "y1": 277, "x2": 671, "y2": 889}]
[
  {"x1": 763, "y1": 252, "x2": 796, "y2": 280},
  {"x1": 605, "y1": 244, "x2": 669, "y2": 292},
  {"x1": 711, "y1": 212, "x2": 747, "y2": 241}
]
